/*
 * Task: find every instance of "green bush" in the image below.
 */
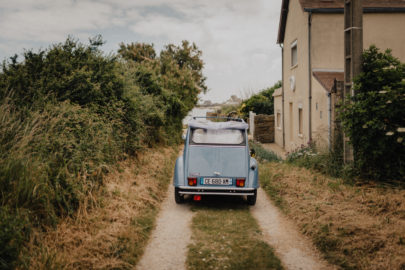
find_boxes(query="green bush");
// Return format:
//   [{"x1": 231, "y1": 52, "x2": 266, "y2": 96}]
[
  {"x1": 0, "y1": 36, "x2": 123, "y2": 110},
  {"x1": 0, "y1": 207, "x2": 31, "y2": 269},
  {"x1": 0, "y1": 37, "x2": 206, "y2": 268},
  {"x1": 338, "y1": 46, "x2": 405, "y2": 181},
  {"x1": 240, "y1": 81, "x2": 281, "y2": 118},
  {"x1": 118, "y1": 40, "x2": 206, "y2": 145}
]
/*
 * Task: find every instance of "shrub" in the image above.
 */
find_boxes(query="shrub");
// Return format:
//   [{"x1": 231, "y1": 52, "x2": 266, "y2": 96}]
[
  {"x1": 118, "y1": 41, "x2": 206, "y2": 145},
  {"x1": 0, "y1": 37, "x2": 206, "y2": 267},
  {"x1": 0, "y1": 207, "x2": 31, "y2": 269},
  {"x1": 338, "y1": 46, "x2": 405, "y2": 181},
  {"x1": 0, "y1": 36, "x2": 123, "y2": 110},
  {"x1": 240, "y1": 81, "x2": 281, "y2": 118},
  {"x1": 286, "y1": 137, "x2": 348, "y2": 179}
]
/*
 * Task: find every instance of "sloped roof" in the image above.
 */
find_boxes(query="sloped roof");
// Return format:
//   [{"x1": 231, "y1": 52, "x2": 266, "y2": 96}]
[
  {"x1": 313, "y1": 71, "x2": 344, "y2": 93},
  {"x1": 277, "y1": 0, "x2": 405, "y2": 43},
  {"x1": 272, "y1": 87, "x2": 283, "y2": 97}
]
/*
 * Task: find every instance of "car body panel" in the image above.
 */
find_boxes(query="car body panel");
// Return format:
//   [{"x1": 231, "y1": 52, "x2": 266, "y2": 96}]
[{"x1": 186, "y1": 145, "x2": 248, "y2": 179}]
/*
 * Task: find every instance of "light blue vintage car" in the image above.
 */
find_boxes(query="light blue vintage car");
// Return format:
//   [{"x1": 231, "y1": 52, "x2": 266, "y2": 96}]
[{"x1": 173, "y1": 117, "x2": 258, "y2": 205}]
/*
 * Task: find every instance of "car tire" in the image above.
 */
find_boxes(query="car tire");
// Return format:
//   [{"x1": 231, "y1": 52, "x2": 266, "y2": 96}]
[
  {"x1": 246, "y1": 189, "x2": 257, "y2": 206},
  {"x1": 175, "y1": 187, "x2": 185, "y2": 204}
]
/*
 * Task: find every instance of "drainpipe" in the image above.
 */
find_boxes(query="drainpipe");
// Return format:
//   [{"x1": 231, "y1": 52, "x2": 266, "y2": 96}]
[
  {"x1": 280, "y1": 43, "x2": 285, "y2": 148},
  {"x1": 308, "y1": 11, "x2": 313, "y2": 142},
  {"x1": 327, "y1": 92, "x2": 331, "y2": 149}
]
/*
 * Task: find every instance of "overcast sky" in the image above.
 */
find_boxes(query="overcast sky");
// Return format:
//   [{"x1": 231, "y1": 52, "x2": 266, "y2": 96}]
[{"x1": 0, "y1": 0, "x2": 282, "y2": 103}]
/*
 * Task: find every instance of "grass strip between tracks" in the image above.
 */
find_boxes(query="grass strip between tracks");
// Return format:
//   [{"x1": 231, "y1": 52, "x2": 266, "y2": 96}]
[{"x1": 186, "y1": 197, "x2": 283, "y2": 270}]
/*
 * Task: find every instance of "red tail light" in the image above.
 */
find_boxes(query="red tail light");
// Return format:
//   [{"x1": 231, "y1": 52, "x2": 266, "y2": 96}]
[
  {"x1": 188, "y1": 177, "x2": 197, "y2": 186},
  {"x1": 193, "y1": 195, "x2": 202, "y2": 201},
  {"x1": 236, "y1": 178, "x2": 245, "y2": 187}
]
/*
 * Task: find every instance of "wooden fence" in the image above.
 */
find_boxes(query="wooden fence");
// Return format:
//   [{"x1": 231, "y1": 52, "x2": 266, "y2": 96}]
[{"x1": 253, "y1": 114, "x2": 274, "y2": 143}]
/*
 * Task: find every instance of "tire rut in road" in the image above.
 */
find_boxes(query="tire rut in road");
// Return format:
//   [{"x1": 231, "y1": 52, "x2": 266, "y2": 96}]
[
  {"x1": 137, "y1": 185, "x2": 193, "y2": 270},
  {"x1": 251, "y1": 188, "x2": 335, "y2": 270}
]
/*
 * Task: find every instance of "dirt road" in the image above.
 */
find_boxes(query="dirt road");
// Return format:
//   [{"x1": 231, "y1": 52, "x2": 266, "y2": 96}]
[
  {"x1": 136, "y1": 185, "x2": 194, "y2": 270},
  {"x1": 251, "y1": 189, "x2": 334, "y2": 270},
  {"x1": 137, "y1": 187, "x2": 333, "y2": 270}
]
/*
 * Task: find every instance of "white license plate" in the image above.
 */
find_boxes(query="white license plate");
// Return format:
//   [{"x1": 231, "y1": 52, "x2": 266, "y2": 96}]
[{"x1": 202, "y1": 178, "x2": 232, "y2": 185}]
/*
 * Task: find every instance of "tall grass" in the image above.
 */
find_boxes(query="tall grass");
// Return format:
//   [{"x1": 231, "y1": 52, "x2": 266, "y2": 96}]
[
  {"x1": 285, "y1": 133, "x2": 356, "y2": 180},
  {"x1": 249, "y1": 141, "x2": 281, "y2": 162},
  {"x1": 0, "y1": 99, "x2": 121, "y2": 268}
]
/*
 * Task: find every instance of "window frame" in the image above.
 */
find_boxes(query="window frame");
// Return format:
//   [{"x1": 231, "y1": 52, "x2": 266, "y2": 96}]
[
  {"x1": 276, "y1": 112, "x2": 281, "y2": 129},
  {"x1": 291, "y1": 40, "x2": 298, "y2": 67},
  {"x1": 298, "y1": 108, "x2": 303, "y2": 136},
  {"x1": 189, "y1": 128, "x2": 246, "y2": 146}
]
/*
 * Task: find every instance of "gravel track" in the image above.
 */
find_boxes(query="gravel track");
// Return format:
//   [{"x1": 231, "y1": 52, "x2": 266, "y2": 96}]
[
  {"x1": 137, "y1": 186, "x2": 334, "y2": 270},
  {"x1": 136, "y1": 185, "x2": 194, "y2": 270},
  {"x1": 251, "y1": 188, "x2": 335, "y2": 270}
]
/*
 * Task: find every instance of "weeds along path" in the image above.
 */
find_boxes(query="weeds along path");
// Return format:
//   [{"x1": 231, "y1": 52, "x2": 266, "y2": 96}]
[
  {"x1": 251, "y1": 188, "x2": 334, "y2": 270},
  {"x1": 27, "y1": 147, "x2": 180, "y2": 269},
  {"x1": 136, "y1": 184, "x2": 194, "y2": 270}
]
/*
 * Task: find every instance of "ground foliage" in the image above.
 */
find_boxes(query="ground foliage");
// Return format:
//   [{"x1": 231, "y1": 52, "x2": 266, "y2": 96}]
[
  {"x1": 0, "y1": 36, "x2": 205, "y2": 268},
  {"x1": 338, "y1": 46, "x2": 405, "y2": 181},
  {"x1": 239, "y1": 81, "x2": 282, "y2": 118},
  {"x1": 249, "y1": 141, "x2": 281, "y2": 162},
  {"x1": 260, "y1": 161, "x2": 405, "y2": 270},
  {"x1": 187, "y1": 199, "x2": 283, "y2": 270},
  {"x1": 286, "y1": 134, "x2": 349, "y2": 180}
]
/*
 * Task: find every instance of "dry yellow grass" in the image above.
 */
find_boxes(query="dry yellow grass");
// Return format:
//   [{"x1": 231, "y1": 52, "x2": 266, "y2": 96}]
[
  {"x1": 260, "y1": 162, "x2": 405, "y2": 270},
  {"x1": 23, "y1": 146, "x2": 179, "y2": 269}
]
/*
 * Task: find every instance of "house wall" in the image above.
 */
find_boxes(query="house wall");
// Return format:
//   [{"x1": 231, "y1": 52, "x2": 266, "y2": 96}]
[
  {"x1": 311, "y1": 79, "x2": 330, "y2": 149},
  {"x1": 311, "y1": 12, "x2": 405, "y2": 67},
  {"x1": 273, "y1": 94, "x2": 283, "y2": 147},
  {"x1": 282, "y1": 0, "x2": 310, "y2": 152},
  {"x1": 310, "y1": 11, "x2": 405, "y2": 149},
  {"x1": 279, "y1": 6, "x2": 405, "y2": 152},
  {"x1": 364, "y1": 13, "x2": 405, "y2": 61}
]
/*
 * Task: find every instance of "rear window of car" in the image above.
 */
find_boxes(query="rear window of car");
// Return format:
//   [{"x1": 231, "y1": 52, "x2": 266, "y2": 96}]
[{"x1": 190, "y1": 128, "x2": 245, "y2": 145}]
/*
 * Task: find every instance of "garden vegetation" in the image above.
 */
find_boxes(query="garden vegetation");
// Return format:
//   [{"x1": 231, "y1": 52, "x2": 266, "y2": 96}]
[
  {"x1": 339, "y1": 45, "x2": 405, "y2": 181},
  {"x1": 239, "y1": 81, "x2": 281, "y2": 118},
  {"x1": 0, "y1": 36, "x2": 206, "y2": 268},
  {"x1": 287, "y1": 46, "x2": 404, "y2": 182}
]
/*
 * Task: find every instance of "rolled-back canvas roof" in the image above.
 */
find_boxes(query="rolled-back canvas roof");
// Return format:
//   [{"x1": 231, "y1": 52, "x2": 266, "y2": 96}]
[{"x1": 188, "y1": 119, "x2": 248, "y2": 130}]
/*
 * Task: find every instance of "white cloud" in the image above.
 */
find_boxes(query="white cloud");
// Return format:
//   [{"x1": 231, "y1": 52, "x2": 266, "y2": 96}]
[
  {"x1": 0, "y1": 1, "x2": 118, "y2": 42},
  {"x1": 0, "y1": 0, "x2": 283, "y2": 102}
]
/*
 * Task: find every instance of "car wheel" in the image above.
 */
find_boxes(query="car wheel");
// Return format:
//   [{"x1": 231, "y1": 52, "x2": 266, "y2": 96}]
[
  {"x1": 175, "y1": 187, "x2": 185, "y2": 204},
  {"x1": 246, "y1": 189, "x2": 257, "y2": 206}
]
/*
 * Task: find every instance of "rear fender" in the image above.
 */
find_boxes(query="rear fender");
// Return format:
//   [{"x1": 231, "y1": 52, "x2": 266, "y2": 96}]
[
  {"x1": 173, "y1": 156, "x2": 185, "y2": 186},
  {"x1": 248, "y1": 157, "x2": 259, "y2": 188}
]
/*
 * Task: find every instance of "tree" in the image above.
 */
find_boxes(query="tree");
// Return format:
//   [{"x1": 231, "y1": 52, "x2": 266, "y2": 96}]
[
  {"x1": 240, "y1": 81, "x2": 282, "y2": 118},
  {"x1": 0, "y1": 37, "x2": 123, "y2": 109},
  {"x1": 338, "y1": 46, "x2": 405, "y2": 180},
  {"x1": 118, "y1": 40, "x2": 207, "y2": 143},
  {"x1": 118, "y1": 42, "x2": 156, "y2": 63}
]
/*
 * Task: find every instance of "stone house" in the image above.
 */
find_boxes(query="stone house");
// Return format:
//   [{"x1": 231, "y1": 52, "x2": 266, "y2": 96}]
[{"x1": 274, "y1": 0, "x2": 405, "y2": 152}]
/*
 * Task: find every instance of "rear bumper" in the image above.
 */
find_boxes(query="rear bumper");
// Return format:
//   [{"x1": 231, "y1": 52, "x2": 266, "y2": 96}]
[{"x1": 177, "y1": 186, "x2": 255, "y2": 196}]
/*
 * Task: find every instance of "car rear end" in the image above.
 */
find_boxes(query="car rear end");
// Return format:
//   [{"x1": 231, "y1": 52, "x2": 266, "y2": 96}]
[{"x1": 175, "y1": 118, "x2": 258, "y2": 203}]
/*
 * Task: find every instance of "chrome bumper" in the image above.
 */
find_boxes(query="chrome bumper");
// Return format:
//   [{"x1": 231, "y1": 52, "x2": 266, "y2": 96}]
[{"x1": 177, "y1": 186, "x2": 255, "y2": 196}]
